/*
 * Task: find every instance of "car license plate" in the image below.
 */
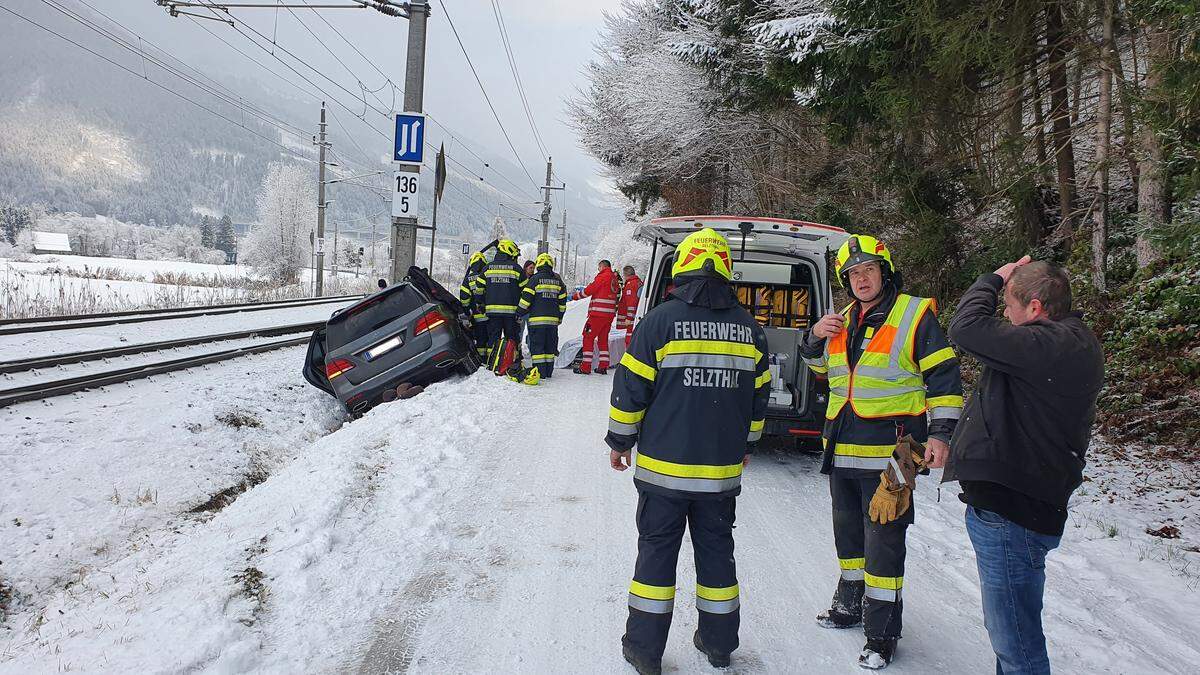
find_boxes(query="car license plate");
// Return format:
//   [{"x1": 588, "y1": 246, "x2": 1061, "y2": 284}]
[{"x1": 364, "y1": 335, "x2": 403, "y2": 361}]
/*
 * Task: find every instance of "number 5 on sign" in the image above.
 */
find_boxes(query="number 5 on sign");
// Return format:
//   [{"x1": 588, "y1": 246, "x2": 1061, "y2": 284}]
[{"x1": 392, "y1": 171, "x2": 421, "y2": 218}]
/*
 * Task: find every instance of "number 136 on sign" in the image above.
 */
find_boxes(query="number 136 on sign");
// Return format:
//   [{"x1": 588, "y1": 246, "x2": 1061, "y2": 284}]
[{"x1": 392, "y1": 171, "x2": 420, "y2": 218}]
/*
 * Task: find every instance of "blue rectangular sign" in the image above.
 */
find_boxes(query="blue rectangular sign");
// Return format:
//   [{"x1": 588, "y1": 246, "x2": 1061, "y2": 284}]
[{"x1": 393, "y1": 113, "x2": 425, "y2": 164}]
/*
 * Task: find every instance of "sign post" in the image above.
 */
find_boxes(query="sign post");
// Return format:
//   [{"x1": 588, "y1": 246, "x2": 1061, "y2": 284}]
[{"x1": 390, "y1": 111, "x2": 426, "y2": 282}]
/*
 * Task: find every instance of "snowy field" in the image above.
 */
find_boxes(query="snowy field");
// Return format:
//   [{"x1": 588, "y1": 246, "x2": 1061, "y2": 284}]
[
  {"x1": 1, "y1": 301, "x2": 1197, "y2": 673},
  {"x1": 1, "y1": 255, "x2": 377, "y2": 319}
]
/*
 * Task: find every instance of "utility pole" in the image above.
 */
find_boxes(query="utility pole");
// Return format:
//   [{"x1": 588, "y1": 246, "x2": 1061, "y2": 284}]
[
  {"x1": 390, "y1": 1, "x2": 430, "y2": 283},
  {"x1": 557, "y1": 207, "x2": 567, "y2": 265},
  {"x1": 315, "y1": 102, "x2": 328, "y2": 296},
  {"x1": 538, "y1": 158, "x2": 564, "y2": 254}
]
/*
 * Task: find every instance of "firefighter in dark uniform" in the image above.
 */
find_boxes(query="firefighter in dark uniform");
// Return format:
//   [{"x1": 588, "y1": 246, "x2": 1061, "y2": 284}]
[
  {"x1": 479, "y1": 239, "x2": 524, "y2": 372},
  {"x1": 799, "y1": 235, "x2": 963, "y2": 669},
  {"x1": 516, "y1": 252, "x2": 568, "y2": 379},
  {"x1": 607, "y1": 228, "x2": 771, "y2": 675},
  {"x1": 459, "y1": 250, "x2": 490, "y2": 359}
]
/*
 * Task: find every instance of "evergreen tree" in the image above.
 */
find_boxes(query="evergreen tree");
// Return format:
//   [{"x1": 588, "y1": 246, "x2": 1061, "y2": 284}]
[
  {"x1": 215, "y1": 215, "x2": 235, "y2": 261},
  {"x1": 0, "y1": 204, "x2": 32, "y2": 245},
  {"x1": 199, "y1": 215, "x2": 214, "y2": 249}
]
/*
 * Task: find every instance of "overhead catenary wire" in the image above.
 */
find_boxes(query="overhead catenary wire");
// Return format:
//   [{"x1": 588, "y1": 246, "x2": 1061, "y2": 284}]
[
  {"x1": 0, "y1": 1, "x2": 313, "y2": 162},
  {"x1": 490, "y1": 0, "x2": 547, "y2": 160},
  {"x1": 436, "y1": 0, "x2": 540, "y2": 191},
  {"x1": 43, "y1": 0, "x2": 311, "y2": 139}
]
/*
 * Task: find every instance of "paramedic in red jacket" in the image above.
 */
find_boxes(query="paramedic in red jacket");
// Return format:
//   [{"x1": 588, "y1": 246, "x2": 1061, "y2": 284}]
[
  {"x1": 616, "y1": 264, "x2": 643, "y2": 347},
  {"x1": 572, "y1": 259, "x2": 620, "y2": 374}
]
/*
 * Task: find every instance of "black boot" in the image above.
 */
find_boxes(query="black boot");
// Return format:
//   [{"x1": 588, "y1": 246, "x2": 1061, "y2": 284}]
[
  {"x1": 817, "y1": 578, "x2": 864, "y2": 629},
  {"x1": 620, "y1": 638, "x2": 661, "y2": 675},
  {"x1": 595, "y1": 366, "x2": 609, "y2": 375},
  {"x1": 693, "y1": 630, "x2": 731, "y2": 668},
  {"x1": 858, "y1": 638, "x2": 897, "y2": 670},
  {"x1": 816, "y1": 607, "x2": 862, "y2": 629}
]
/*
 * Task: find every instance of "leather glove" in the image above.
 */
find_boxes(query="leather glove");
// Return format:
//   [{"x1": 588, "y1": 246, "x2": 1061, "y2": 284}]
[{"x1": 868, "y1": 436, "x2": 926, "y2": 525}]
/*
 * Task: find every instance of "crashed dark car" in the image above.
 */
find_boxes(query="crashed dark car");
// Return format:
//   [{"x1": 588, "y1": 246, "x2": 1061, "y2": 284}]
[{"x1": 303, "y1": 266, "x2": 480, "y2": 414}]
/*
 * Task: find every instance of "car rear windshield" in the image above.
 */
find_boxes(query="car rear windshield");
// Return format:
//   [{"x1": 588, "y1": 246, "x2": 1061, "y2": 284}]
[{"x1": 327, "y1": 285, "x2": 427, "y2": 349}]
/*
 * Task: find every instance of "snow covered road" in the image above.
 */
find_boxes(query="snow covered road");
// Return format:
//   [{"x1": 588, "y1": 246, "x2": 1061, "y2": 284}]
[{"x1": 2, "y1": 302, "x2": 1197, "y2": 673}]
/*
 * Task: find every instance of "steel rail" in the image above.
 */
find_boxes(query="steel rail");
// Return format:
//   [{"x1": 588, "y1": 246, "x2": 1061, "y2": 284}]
[
  {"x1": 0, "y1": 295, "x2": 357, "y2": 336},
  {"x1": 0, "y1": 321, "x2": 324, "y2": 374},
  {"x1": 0, "y1": 335, "x2": 309, "y2": 407}
]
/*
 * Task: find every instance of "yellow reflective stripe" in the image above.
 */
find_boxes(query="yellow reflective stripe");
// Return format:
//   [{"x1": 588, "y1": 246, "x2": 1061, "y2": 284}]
[
  {"x1": 487, "y1": 304, "x2": 519, "y2": 311},
  {"x1": 485, "y1": 269, "x2": 520, "y2": 277},
  {"x1": 535, "y1": 283, "x2": 561, "y2": 291},
  {"x1": 833, "y1": 443, "x2": 895, "y2": 458},
  {"x1": 807, "y1": 363, "x2": 829, "y2": 374},
  {"x1": 609, "y1": 406, "x2": 645, "y2": 425},
  {"x1": 696, "y1": 583, "x2": 739, "y2": 601},
  {"x1": 630, "y1": 580, "x2": 675, "y2": 600},
  {"x1": 864, "y1": 572, "x2": 904, "y2": 590},
  {"x1": 620, "y1": 352, "x2": 657, "y2": 382},
  {"x1": 749, "y1": 419, "x2": 764, "y2": 432},
  {"x1": 919, "y1": 347, "x2": 957, "y2": 372},
  {"x1": 636, "y1": 453, "x2": 742, "y2": 480},
  {"x1": 655, "y1": 340, "x2": 762, "y2": 363},
  {"x1": 926, "y1": 395, "x2": 964, "y2": 408},
  {"x1": 755, "y1": 369, "x2": 772, "y2": 388},
  {"x1": 839, "y1": 557, "x2": 866, "y2": 570}
]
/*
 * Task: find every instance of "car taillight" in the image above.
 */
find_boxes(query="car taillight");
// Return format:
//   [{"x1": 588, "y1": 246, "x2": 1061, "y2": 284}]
[
  {"x1": 326, "y1": 358, "x2": 355, "y2": 380},
  {"x1": 414, "y1": 309, "x2": 446, "y2": 335}
]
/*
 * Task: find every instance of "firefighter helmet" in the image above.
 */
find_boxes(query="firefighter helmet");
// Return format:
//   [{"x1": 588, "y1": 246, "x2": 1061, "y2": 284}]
[
  {"x1": 834, "y1": 235, "x2": 894, "y2": 288},
  {"x1": 468, "y1": 251, "x2": 487, "y2": 267},
  {"x1": 671, "y1": 228, "x2": 733, "y2": 281},
  {"x1": 535, "y1": 252, "x2": 555, "y2": 269},
  {"x1": 497, "y1": 239, "x2": 520, "y2": 258}
]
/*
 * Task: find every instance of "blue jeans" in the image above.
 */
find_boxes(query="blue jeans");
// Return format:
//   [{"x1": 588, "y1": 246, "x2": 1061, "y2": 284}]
[{"x1": 965, "y1": 506, "x2": 1061, "y2": 675}]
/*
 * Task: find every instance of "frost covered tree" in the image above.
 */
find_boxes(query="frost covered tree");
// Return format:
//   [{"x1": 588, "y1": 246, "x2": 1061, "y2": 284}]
[
  {"x1": 214, "y1": 215, "x2": 236, "y2": 261},
  {"x1": 243, "y1": 163, "x2": 315, "y2": 285},
  {"x1": 0, "y1": 203, "x2": 32, "y2": 245}
]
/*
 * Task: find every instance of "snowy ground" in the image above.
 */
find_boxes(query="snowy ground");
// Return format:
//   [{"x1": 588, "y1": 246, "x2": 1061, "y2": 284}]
[
  {"x1": 1, "y1": 255, "x2": 376, "y2": 319},
  {"x1": 0, "y1": 299, "x2": 354, "y2": 359},
  {"x1": 1, "y1": 302, "x2": 1197, "y2": 673}
]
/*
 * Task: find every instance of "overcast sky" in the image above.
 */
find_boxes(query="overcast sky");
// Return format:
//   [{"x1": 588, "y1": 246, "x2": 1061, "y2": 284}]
[{"x1": 98, "y1": 0, "x2": 623, "y2": 215}]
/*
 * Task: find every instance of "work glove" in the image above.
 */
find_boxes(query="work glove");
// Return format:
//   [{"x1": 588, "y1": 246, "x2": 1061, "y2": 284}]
[{"x1": 868, "y1": 435, "x2": 926, "y2": 525}]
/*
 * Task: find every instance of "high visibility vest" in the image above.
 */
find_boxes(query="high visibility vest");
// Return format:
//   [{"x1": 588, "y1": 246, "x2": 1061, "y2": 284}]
[{"x1": 824, "y1": 294, "x2": 933, "y2": 421}]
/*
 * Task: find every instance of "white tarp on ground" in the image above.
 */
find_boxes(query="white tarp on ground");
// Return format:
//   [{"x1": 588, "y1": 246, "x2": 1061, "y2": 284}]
[
  {"x1": 31, "y1": 231, "x2": 72, "y2": 253},
  {"x1": 555, "y1": 329, "x2": 628, "y2": 370}
]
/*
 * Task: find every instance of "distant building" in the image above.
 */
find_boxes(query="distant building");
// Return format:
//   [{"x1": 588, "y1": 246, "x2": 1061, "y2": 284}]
[{"x1": 31, "y1": 231, "x2": 72, "y2": 254}]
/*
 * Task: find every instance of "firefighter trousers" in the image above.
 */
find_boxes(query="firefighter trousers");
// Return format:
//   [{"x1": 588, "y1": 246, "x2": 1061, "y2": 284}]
[
  {"x1": 471, "y1": 320, "x2": 489, "y2": 358},
  {"x1": 624, "y1": 489, "x2": 739, "y2": 664},
  {"x1": 829, "y1": 472, "x2": 911, "y2": 640},
  {"x1": 580, "y1": 314, "x2": 614, "y2": 372},
  {"x1": 526, "y1": 324, "x2": 558, "y2": 378}
]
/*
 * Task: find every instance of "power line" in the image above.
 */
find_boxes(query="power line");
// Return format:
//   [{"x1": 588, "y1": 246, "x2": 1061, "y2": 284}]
[
  {"x1": 44, "y1": 0, "x2": 311, "y2": 139},
  {"x1": 299, "y1": 0, "x2": 404, "y2": 102},
  {"x1": 0, "y1": 1, "x2": 311, "y2": 161},
  {"x1": 490, "y1": 0, "x2": 547, "y2": 160},
  {"x1": 436, "y1": 0, "x2": 540, "y2": 190},
  {"x1": 281, "y1": 3, "x2": 395, "y2": 113}
]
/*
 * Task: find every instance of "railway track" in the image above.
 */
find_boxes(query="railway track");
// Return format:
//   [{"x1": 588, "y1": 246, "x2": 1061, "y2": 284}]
[
  {"x1": 0, "y1": 333, "x2": 311, "y2": 408},
  {"x1": 0, "y1": 293, "x2": 360, "y2": 336},
  {"x1": 0, "y1": 321, "x2": 325, "y2": 375}
]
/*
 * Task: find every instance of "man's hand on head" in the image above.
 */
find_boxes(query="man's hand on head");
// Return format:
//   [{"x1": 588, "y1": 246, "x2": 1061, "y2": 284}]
[{"x1": 994, "y1": 255, "x2": 1032, "y2": 284}]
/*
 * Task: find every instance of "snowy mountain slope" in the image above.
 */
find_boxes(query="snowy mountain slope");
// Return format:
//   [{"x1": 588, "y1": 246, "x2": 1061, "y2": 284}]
[{"x1": 1, "y1": 301, "x2": 1197, "y2": 672}]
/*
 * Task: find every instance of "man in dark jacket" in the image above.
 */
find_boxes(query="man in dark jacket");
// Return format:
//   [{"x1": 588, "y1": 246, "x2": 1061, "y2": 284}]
[
  {"x1": 943, "y1": 256, "x2": 1104, "y2": 675},
  {"x1": 517, "y1": 253, "x2": 568, "y2": 379},
  {"x1": 607, "y1": 228, "x2": 771, "y2": 675},
  {"x1": 479, "y1": 239, "x2": 525, "y2": 373}
]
